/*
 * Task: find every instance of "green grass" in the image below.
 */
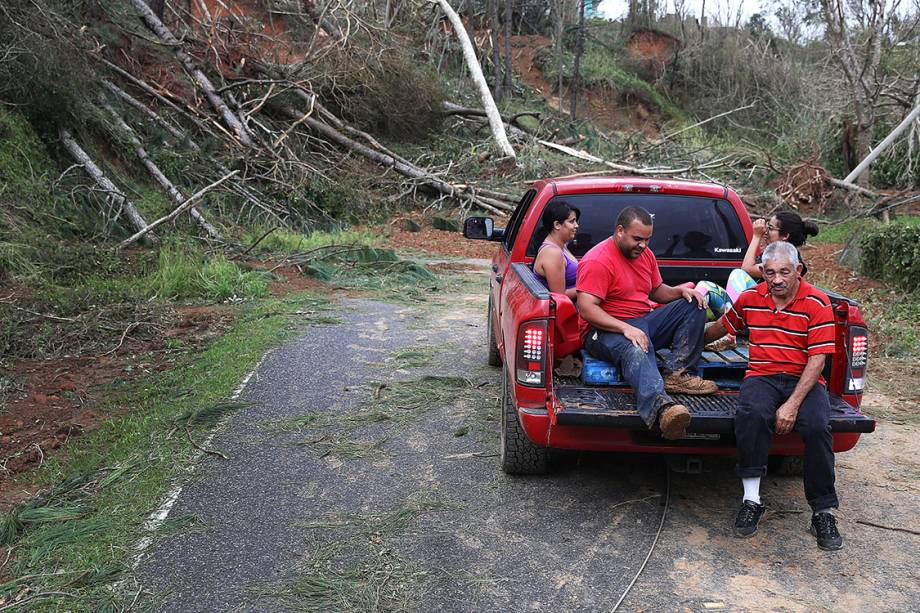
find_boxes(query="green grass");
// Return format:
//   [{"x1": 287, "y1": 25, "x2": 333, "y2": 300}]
[
  {"x1": 144, "y1": 241, "x2": 270, "y2": 301},
  {"x1": 0, "y1": 290, "x2": 333, "y2": 611},
  {"x1": 391, "y1": 347, "x2": 436, "y2": 369},
  {"x1": 240, "y1": 227, "x2": 383, "y2": 255}
]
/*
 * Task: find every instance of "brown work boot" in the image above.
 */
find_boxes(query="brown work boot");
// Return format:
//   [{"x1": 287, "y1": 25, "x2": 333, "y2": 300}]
[
  {"x1": 664, "y1": 370, "x2": 718, "y2": 395},
  {"x1": 658, "y1": 403, "x2": 691, "y2": 440}
]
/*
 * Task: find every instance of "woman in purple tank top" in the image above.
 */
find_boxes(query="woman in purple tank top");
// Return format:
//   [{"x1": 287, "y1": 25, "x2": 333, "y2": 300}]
[{"x1": 532, "y1": 200, "x2": 580, "y2": 300}]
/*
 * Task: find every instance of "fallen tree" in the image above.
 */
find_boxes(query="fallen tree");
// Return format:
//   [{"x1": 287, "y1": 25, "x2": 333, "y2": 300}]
[
  {"x1": 60, "y1": 129, "x2": 156, "y2": 241},
  {"x1": 101, "y1": 100, "x2": 220, "y2": 239},
  {"x1": 433, "y1": 0, "x2": 515, "y2": 159},
  {"x1": 127, "y1": 0, "x2": 257, "y2": 147}
]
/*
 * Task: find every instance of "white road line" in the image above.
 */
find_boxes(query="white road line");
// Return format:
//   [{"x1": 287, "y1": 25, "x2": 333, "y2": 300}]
[{"x1": 131, "y1": 350, "x2": 273, "y2": 567}]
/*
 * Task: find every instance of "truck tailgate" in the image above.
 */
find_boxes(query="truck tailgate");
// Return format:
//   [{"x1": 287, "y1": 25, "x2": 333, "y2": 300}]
[{"x1": 554, "y1": 384, "x2": 876, "y2": 434}]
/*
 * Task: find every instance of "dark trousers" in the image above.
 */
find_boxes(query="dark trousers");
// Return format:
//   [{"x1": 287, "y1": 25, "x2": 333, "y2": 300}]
[
  {"x1": 583, "y1": 299, "x2": 707, "y2": 427},
  {"x1": 735, "y1": 375, "x2": 839, "y2": 511}
]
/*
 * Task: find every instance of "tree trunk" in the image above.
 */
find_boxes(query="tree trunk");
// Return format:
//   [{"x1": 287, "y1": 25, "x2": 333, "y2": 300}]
[
  {"x1": 554, "y1": 0, "x2": 566, "y2": 109},
  {"x1": 127, "y1": 0, "x2": 256, "y2": 147},
  {"x1": 302, "y1": 0, "x2": 344, "y2": 40},
  {"x1": 503, "y1": 0, "x2": 513, "y2": 90},
  {"x1": 570, "y1": 0, "x2": 586, "y2": 120},
  {"x1": 117, "y1": 171, "x2": 238, "y2": 250},
  {"x1": 435, "y1": 0, "x2": 515, "y2": 158},
  {"x1": 59, "y1": 129, "x2": 156, "y2": 241},
  {"x1": 102, "y1": 101, "x2": 220, "y2": 239},
  {"x1": 844, "y1": 102, "x2": 920, "y2": 186},
  {"x1": 490, "y1": 0, "x2": 503, "y2": 103},
  {"x1": 101, "y1": 80, "x2": 199, "y2": 150}
]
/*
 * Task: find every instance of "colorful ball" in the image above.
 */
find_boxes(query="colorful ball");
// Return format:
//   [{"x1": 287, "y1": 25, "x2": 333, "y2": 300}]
[{"x1": 696, "y1": 280, "x2": 731, "y2": 321}]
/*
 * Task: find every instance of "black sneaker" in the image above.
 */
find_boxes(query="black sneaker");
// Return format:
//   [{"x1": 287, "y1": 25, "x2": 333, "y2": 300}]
[
  {"x1": 810, "y1": 512, "x2": 843, "y2": 551},
  {"x1": 733, "y1": 500, "x2": 766, "y2": 538}
]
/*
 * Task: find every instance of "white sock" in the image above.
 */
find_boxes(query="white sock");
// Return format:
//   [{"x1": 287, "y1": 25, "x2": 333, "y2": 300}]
[
  {"x1": 814, "y1": 508, "x2": 834, "y2": 516},
  {"x1": 742, "y1": 477, "x2": 761, "y2": 505}
]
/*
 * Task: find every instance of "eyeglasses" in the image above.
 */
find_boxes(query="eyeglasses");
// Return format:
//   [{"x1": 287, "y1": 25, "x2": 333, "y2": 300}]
[{"x1": 766, "y1": 224, "x2": 781, "y2": 232}]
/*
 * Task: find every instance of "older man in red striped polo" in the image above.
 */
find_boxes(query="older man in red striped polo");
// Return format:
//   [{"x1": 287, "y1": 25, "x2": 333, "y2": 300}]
[{"x1": 704, "y1": 240, "x2": 842, "y2": 550}]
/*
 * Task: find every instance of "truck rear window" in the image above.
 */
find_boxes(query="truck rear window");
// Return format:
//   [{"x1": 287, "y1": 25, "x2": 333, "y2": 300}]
[{"x1": 530, "y1": 193, "x2": 747, "y2": 260}]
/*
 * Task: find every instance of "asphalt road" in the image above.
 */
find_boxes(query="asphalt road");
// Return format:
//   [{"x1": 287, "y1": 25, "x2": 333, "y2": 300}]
[{"x1": 139, "y1": 264, "x2": 920, "y2": 612}]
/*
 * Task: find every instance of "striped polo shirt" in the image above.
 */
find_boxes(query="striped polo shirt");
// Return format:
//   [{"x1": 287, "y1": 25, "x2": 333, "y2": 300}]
[{"x1": 719, "y1": 279, "x2": 836, "y2": 379}]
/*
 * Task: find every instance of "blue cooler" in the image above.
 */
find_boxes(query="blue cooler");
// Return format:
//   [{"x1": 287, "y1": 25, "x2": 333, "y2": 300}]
[{"x1": 581, "y1": 352, "x2": 624, "y2": 386}]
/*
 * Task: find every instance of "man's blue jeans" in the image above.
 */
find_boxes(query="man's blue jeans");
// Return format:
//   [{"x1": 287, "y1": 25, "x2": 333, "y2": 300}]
[{"x1": 583, "y1": 299, "x2": 707, "y2": 427}]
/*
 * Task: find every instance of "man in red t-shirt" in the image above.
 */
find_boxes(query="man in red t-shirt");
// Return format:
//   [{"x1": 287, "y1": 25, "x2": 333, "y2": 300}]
[
  {"x1": 704, "y1": 241, "x2": 842, "y2": 551},
  {"x1": 577, "y1": 206, "x2": 717, "y2": 441}
]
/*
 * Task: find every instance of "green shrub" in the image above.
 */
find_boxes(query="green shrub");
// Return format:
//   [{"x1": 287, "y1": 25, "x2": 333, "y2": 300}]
[
  {"x1": 859, "y1": 223, "x2": 920, "y2": 293},
  {"x1": 145, "y1": 243, "x2": 268, "y2": 302}
]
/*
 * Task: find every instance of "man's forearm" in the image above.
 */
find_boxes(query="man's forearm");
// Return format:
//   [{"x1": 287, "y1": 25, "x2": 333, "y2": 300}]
[
  {"x1": 787, "y1": 356, "x2": 826, "y2": 407},
  {"x1": 648, "y1": 284, "x2": 679, "y2": 304},
  {"x1": 579, "y1": 302, "x2": 631, "y2": 334}
]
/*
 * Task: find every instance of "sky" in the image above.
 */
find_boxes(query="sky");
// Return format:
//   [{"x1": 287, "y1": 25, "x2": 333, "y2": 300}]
[{"x1": 595, "y1": 0, "x2": 765, "y2": 25}]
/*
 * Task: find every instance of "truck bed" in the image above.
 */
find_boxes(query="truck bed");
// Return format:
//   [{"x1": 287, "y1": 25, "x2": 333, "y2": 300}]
[{"x1": 555, "y1": 345, "x2": 875, "y2": 435}]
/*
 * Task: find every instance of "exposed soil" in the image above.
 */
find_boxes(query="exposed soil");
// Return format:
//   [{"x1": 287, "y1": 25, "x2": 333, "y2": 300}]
[
  {"x1": 387, "y1": 217, "x2": 496, "y2": 259},
  {"x1": 509, "y1": 35, "x2": 660, "y2": 135},
  {"x1": 0, "y1": 302, "x2": 235, "y2": 508},
  {"x1": 0, "y1": 248, "x2": 467, "y2": 505}
]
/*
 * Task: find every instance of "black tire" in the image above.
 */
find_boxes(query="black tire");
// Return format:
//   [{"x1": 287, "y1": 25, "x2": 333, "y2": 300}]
[
  {"x1": 769, "y1": 455, "x2": 805, "y2": 477},
  {"x1": 500, "y1": 364, "x2": 549, "y2": 475},
  {"x1": 486, "y1": 295, "x2": 502, "y2": 367}
]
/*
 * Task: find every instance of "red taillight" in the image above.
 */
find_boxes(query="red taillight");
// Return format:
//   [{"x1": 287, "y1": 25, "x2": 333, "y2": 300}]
[
  {"x1": 847, "y1": 328, "x2": 868, "y2": 393},
  {"x1": 850, "y1": 334, "x2": 867, "y2": 368},
  {"x1": 517, "y1": 321, "x2": 547, "y2": 386}
]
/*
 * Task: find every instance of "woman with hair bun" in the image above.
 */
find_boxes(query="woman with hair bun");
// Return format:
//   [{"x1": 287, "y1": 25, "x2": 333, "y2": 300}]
[
  {"x1": 741, "y1": 211, "x2": 819, "y2": 279},
  {"x1": 532, "y1": 200, "x2": 580, "y2": 300},
  {"x1": 705, "y1": 211, "x2": 819, "y2": 351}
]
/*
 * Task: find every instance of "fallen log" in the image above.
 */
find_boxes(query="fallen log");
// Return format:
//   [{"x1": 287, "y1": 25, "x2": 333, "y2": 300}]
[
  {"x1": 117, "y1": 171, "x2": 238, "y2": 250},
  {"x1": 101, "y1": 101, "x2": 220, "y2": 239},
  {"x1": 101, "y1": 80, "x2": 199, "y2": 150},
  {"x1": 100, "y1": 60, "x2": 214, "y2": 139},
  {"x1": 434, "y1": 0, "x2": 515, "y2": 159},
  {"x1": 127, "y1": 0, "x2": 256, "y2": 147},
  {"x1": 538, "y1": 139, "x2": 734, "y2": 176},
  {"x1": 302, "y1": 0, "x2": 344, "y2": 41},
  {"x1": 279, "y1": 105, "x2": 511, "y2": 214},
  {"x1": 60, "y1": 129, "x2": 156, "y2": 241}
]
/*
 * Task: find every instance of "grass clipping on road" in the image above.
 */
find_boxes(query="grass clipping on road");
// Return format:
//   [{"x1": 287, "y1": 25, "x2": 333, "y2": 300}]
[
  {"x1": 256, "y1": 494, "x2": 443, "y2": 612},
  {"x1": 0, "y1": 291, "x2": 336, "y2": 611},
  {"x1": 288, "y1": 375, "x2": 485, "y2": 460}
]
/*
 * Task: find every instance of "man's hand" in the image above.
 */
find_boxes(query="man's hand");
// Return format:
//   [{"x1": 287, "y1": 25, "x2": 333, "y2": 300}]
[
  {"x1": 752, "y1": 218, "x2": 767, "y2": 238},
  {"x1": 622, "y1": 324, "x2": 649, "y2": 352},
  {"x1": 775, "y1": 400, "x2": 800, "y2": 435},
  {"x1": 680, "y1": 286, "x2": 706, "y2": 309}
]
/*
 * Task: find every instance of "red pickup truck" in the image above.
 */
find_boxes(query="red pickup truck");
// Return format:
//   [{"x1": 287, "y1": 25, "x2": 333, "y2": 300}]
[{"x1": 464, "y1": 176, "x2": 874, "y2": 474}]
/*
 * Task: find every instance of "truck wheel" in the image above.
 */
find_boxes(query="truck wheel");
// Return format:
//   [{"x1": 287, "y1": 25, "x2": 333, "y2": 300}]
[
  {"x1": 769, "y1": 456, "x2": 805, "y2": 476},
  {"x1": 486, "y1": 295, "x2": 502, "y2": 367},
  {"x1": 500, "y1": 365, "x2": 548, "y2": 475}
]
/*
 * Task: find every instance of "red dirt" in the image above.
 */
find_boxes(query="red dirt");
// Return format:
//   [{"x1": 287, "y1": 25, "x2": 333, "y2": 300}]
[
  {"x1": 626, "y1": 28, "x2": 679, "y2": 80},
  {"x1": 0, "y1": 303, "x2": 236, "y2": 509},
  {"x1": 508, "y1": 35, "x2": 659, "y2": 135},
  {"x1": 387, "y1": 217, "x2": 496, "y2": 259},
  {"x1": 0, "y1": 239, "x2": 479, "y2": 506}
]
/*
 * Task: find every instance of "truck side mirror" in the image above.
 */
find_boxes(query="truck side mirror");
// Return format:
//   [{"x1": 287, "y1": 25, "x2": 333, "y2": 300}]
[{"x1": 463, "y1": 216, "x2": 494, "y2": 240}]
